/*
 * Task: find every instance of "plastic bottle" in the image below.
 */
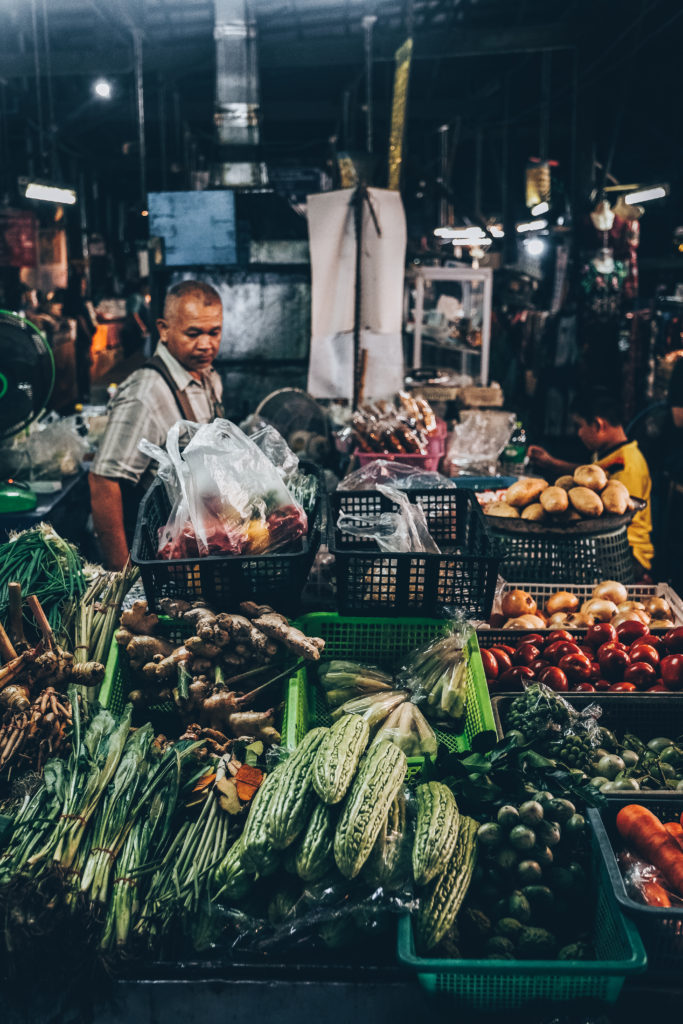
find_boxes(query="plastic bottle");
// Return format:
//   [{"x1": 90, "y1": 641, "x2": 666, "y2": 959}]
[{"x1": 502, "y1": 421, "x2": 528, "y2": 467}]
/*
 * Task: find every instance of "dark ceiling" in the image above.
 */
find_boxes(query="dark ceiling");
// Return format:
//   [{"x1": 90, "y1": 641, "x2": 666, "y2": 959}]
[{"x1": 0, "y1": 0, "x2": 680, "y2": 251}]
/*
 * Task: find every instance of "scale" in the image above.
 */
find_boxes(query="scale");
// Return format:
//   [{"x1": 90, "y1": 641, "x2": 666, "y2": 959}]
[{"x1": 0, "y1": 311, "x2": 55, "y2": 513}]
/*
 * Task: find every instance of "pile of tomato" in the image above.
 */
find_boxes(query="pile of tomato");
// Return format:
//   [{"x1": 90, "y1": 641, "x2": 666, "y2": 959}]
[{"x1": 480, "y1": 624, "x2": 683, "y2": 693}]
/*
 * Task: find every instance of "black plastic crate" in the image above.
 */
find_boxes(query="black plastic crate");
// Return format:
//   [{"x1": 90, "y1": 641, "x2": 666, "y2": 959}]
[
  {"x1": 131, "y1": 463, "x2": 325, "y2": 615},
  {"x1": 492, "y1": 693, "x2": 683, "y2": 744},
  {"x1": 329, "y1": 487, "x2": 501, "y2": 618},
  {"x1": 589, "y1": 794, "x2": 683, "y2": 978},
  {"x1": 485, "y1": 524, "x2": 635, "y2": 584}
]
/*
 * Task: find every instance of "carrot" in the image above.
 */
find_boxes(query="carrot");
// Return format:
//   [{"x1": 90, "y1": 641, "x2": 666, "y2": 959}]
[
  {"x1": 616, "y1": 805, "x2": 683, "y2": 898},
  {"x1": 639, "y1": 879, "x2": 671, "y2": 908},
  {"x1": 664, "y1": 821, "x2": 683, "y2": 852}
]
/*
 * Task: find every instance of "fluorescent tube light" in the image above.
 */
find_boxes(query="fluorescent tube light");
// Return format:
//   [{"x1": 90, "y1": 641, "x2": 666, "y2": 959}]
[
  {"x1": 531, "y1": 201, "x2": 549, "y2": 216},
  {"x1": 517, "y1": 218, "x2": 548, "y2": 233},
  {"x1": 624, "y1": 186, "x2": 667, "y2": 204},
  {"x1": 24, "y1": 182, "x2": 77, "y2": 205}
]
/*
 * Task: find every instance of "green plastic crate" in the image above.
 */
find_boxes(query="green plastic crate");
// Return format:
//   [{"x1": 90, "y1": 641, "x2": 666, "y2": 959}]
[
  {"x1": 280, "y1": 613, "x2": 497, "y2": 779},
  {"x1": 396, "y1": 826, "x2": 646, "y2": 1009}
]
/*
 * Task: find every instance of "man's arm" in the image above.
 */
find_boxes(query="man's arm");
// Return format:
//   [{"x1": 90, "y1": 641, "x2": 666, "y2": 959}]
[
  {"x1": 527, "y1": 445, "x2": 578, "y2": 476},
  {"x1": 89, "y1": 473, "x2": 129, "y2": 570}
]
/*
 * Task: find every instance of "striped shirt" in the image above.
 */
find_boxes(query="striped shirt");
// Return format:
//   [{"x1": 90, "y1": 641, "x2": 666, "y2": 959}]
[{"x1": 91, "y1": 343, "x2": 223, "y2": 486}]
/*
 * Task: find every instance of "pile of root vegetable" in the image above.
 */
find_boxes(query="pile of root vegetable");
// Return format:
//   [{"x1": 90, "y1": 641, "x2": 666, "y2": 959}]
[{"x1": 117, "y1": 598, "x2": 325, "y2": 750}]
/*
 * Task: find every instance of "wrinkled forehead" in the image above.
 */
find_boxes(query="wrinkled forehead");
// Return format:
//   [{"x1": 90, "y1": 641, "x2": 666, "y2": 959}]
[{"x1": 168, "y1": 294, "x2": 223, "y2": 327}]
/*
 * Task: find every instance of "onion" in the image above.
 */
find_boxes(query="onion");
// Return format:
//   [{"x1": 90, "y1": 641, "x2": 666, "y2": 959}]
[
  {"x1": 565, "y1": 612, "x2": 595, "y2": 628},
  {"x1": 545, "y1": 590, "x2": 579, "y2": 615},
  {"x1": 547, "y1": 612, "x2": 569, "y2": 627},
  {"x1": 501, "y1": 589, "x2": 537, "y2": 618},
  {"x1": 611, "y1": 609, "x2": 650, "y2": 626},
  {"x1": 503, "y1": 614, "x2": 546, "y2": 629},
  {"x1": 617, "y1": 601, "x2": 646, "y2": 613},
  {"x1": 645, "y1": 597, "x2": 672, "y2": 618},
  {"x1": 592, "y1": 580, "x2": 628, "y2": 605},
  {"x1": 580, "y1": 598, "x2": 618, "y2": 622}
]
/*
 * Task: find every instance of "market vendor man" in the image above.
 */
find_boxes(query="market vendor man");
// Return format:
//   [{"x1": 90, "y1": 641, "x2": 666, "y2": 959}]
[{"x1": 89, "y1": 280, "x2": 224, "y2": 570}]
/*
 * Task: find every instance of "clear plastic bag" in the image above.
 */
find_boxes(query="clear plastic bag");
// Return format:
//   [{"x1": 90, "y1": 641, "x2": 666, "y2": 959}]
[
  {"x1": 318, "y1": 660, "x2": 393, "y2": 709},
  {"x1": 337, "y1": 484, "x2": 440, "y2": 554},
  {"x1": 398, "y1": 619, "x2": 472, "y2": 731},
  {"x1": 140, "y1": 419, "x2": 307, "y2": 559},
  {"x1": 338, "y1": 459, "x2": 456, "y2": 492},
  {"x1": 371, "y1": 701, "x2": 438, "y2": 758},
  {"x1": 446, "y1": 409, "x2": 516, "y2": 476},
  {"x1": 1, "y1": 414, "x2": 89, "y2": 479}
]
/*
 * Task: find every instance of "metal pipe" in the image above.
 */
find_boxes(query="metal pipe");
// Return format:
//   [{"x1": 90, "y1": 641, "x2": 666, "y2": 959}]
[
  {"x1": 437, "y1": 123, "x2": 449, "y2": 227},
  {"x1": 539, "y1": 49, "x2": 551, "y2": 162},
  {"x1": 362, "y1": 15, "x2": 377, "y2": 158},
  {"x1": 133, "y1": 28, "x2": 146, "y2": 209},
  {"x1": 40, "y1": 0, "x2": 56, "y2": 176},
  {"x1": 158, "y1": 72, "x2": 167, "y2": 190},
  {"x1": 29, "y1": 0, "x2": 45, "y2": 175},
  {"x1": 474, "y1": 123, "x2": 483, "y2": 219}
]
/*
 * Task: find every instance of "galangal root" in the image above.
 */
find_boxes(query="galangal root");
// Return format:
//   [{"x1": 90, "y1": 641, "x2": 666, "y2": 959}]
[{"x1": 0, "y1": 686, "x2": 73, "y2": 773}]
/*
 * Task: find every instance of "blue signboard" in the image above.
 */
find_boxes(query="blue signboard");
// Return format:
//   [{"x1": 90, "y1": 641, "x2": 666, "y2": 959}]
[{"x1": 148, "y1": 190, "x2": 237, "y2": 266}]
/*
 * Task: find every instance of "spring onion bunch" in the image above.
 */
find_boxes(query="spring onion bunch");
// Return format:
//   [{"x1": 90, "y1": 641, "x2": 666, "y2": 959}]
[{"x1": 0, "y1": 524, "x2": 86, "y2": 639}]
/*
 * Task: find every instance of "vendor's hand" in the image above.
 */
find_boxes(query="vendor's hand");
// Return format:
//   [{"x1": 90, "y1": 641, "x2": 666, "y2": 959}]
[{"x1": 527, "y1": 445, "x2": 554, "y2": 469}]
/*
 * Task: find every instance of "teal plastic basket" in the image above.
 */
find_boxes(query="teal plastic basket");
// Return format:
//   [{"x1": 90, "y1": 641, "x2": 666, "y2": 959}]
[
  {"x1": 280, "y1": 613, "x2": 496, "y2": 780},
  {"x1": 396, "y1": 825, "x2": 646, "y2": 1009}
]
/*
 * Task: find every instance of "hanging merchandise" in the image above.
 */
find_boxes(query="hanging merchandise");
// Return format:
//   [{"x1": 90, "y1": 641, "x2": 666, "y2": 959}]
[
  {"x1": 525, "y1": 161, "x2": 551, "y2": 209},
  {"x1": 306, "y1": 188, "x2": 407, "y2": 403}
]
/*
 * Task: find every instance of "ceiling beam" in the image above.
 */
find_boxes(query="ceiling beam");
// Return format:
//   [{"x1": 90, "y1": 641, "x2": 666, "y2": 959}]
[{"x1": 0, "y1": 22, "x2": 575, "y2": 78}]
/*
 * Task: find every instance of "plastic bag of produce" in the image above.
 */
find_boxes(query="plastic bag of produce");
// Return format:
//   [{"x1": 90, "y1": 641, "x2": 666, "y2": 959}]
[
  {"x1": 337, "y1": 484, "x2": 441, "y2": 554},
  {"x1": 338, "y1": 459, "x2": 455, "y2": 492},
  {"x1": 318, "y1": 660, "x2": 394, "y2": 709},
  {"x1": 397, "y1": 620, "x2": 472, "y2": 731},
  {"x1": 140, "y1": 419, "x2": 308, "y2": 559},
  {"x1": 330, "y1": 689, "x2": 408, "y2": 730},
  {"x1": 371, "y1": 702, "x2": 438, "y2": 758}
]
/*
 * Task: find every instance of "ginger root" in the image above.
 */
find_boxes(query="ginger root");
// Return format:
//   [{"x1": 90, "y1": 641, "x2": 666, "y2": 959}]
[
  {"x1": 120, "y1": 601, "x2": 159, "y2": 636},
  {"x1": 249, "y1": 611, "x2": 325, "y2": 662},
  {"x1": 126, "y1": 635, "x2": 175, "y2": 672}
]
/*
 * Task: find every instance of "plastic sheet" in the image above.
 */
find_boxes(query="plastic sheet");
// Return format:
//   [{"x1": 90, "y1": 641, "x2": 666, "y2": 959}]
[
  {"x1": 140, "y1": 419, "x2": 307, "y2": 559},
  {"x1": 338, "y1": 458, "x2": 456, "y2": 492}
]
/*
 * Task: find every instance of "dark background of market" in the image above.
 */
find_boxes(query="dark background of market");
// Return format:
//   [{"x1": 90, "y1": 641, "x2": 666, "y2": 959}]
[{"x1": 1, "y1": 3, "x2": 683, "y2": 1021}]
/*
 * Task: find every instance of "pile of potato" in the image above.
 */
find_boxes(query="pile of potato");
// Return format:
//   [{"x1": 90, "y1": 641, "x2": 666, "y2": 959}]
[
  {"x1": 493, "y1": 581, "x2": 675, "y2": 630},
  {"x1": 484, "y1": 465, "x2": 634, "y2": 524}
]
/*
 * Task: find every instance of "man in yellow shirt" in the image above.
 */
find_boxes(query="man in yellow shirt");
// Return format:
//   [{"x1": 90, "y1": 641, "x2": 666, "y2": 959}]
[{"x1": 528, "y1": 388, "x2": 654, "y2": 578}]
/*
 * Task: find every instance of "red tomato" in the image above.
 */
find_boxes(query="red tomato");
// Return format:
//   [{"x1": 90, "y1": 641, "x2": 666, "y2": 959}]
[
  {"x1": 634, "y1": 634, "x2": 666, "y2": 654},
  {"x1": 588, "y1": 662, "x2": 601, "y2": 681},
  {"x1": 578, "y1": 644, "x2": 595, "y2": 658},
  {"x1": 627, "y1": 643, "x2": 660, "y2": 670},
  {"x1": 616, "y1": 620, "x2": 649, "y2": 644},
  {"x1": 546, "y1": 630, "x2": 574, "y2": 643},
  {"x1": 480, "y1": 648, "x2": 499, "y2": 678},
  {"x1": 573, "y1": 682, "x2": 596, "y2": 692},
  {"x1": 498, "y1": 666, "x2": 535, "y2": 691},
  {"x1": 545, "y1": 640, "x2": 582, "y2": 664},
  {"x1": 519, "y1": 634, "x2": 545, "y2": 648},
  {"x1": 624, "y1": 661, "x2": 657, "y2": 690},
  {"x1": 608, "y1": 681, "x2": 637, "y2": 692},
  {"x1": 539, "y1": 666, "x2": 569, "y2": 692},
  {"x1": 664, "y1": 627, "x2": 683, "y2": 654},
  {"x1": 496, "y1": 644, "x2": 517, "y2": 657},
  {"x1": 661, "y1": 654, "x2": 683, "y2": 691},
  {"x1": 585, "y1": 622, "x2": 618, "y2": 648},
  {"x1": 558, "y1": 652, "x2": 592, "y2": 682},
  {"x1": 597, "y1": 641, "x2": 629, "y2": 657},
  {"x1": 647, "y1": 683, "x2": 668, "y2": 692},
  {"x1": 489, "y1": 647, "x2": 513, "y2": 673},
  {"x1": 598, "y1": 647, "x2": 630, "y2": 681},
  {"x1": 530, "y1": 658, "x2": 551, "y2": 676},
  {"x1": 513, "y1": 643, "x2": 541, "y2": 667},
  {"x1": 593, "y1": 678, "x2": 612, "y2": 691}
]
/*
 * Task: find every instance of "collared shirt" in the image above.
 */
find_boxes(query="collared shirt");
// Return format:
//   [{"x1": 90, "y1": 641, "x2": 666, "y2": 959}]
[
  {"x1": 593, "y1": 440, "x2": 654, "y2": 570},
  {"x1": 91, "y1": 343, "x2": 223, "y2": 487}
]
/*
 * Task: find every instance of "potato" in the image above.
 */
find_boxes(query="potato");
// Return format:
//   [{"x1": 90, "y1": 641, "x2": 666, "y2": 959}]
[
  {"x1": 573, "y1": 464, "x2": 608, "y2": 492},
  {"x1": 554, "y1": 475, "x2": 576, "y2": 491},
  {"x1": 601, "y1": 480, "x2": 629, "y2": 515},
  {"x1": 521, "y1": 503, "x2": 546, "y2": 521},
  {"x1": 568, "y1": 486, "x2": 604, "y2": 518},
  {"x1": 504, "y1": 477, "x2": 548, "y2": 508},
  {"x1": 485, "y1": 501, "x2": 520, "y2": 518},
  {"x1": 540, "y1": 486, "x2": 569, "y2": 515}
]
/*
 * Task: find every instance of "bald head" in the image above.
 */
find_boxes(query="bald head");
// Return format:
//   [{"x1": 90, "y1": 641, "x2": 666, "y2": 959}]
[{"x1": 163, "y1": 280, "x2": 222, "y2": 322}]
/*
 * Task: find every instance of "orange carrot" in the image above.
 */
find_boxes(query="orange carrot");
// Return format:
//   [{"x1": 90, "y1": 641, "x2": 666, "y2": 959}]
[
  {"x1": 664, "y1": 821, "x2": 683, "y2": 852},
  {"x1": 616, "y1": 804, "x2": 683, "y2": 898}
]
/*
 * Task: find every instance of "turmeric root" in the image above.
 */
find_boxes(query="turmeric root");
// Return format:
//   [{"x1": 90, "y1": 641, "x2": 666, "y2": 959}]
[{"x1": 120, "y1": 601, "x2": 159, "y2": 636}]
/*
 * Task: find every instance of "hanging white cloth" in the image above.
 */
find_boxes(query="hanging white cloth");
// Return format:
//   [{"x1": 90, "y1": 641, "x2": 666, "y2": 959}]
[{"x1": 306, "y1": 187, "x2": 406, "y2": 401}]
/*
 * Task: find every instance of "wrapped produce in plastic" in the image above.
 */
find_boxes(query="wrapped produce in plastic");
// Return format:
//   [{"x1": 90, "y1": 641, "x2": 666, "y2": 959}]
[
  {"x1": 371, "y1": 701, "x2": 438, "y2": 758},
  {"x1": 330, "y1": 689, "x2": 408, "y2": 730},
  {"x1": 318, "y1": 661, "x2": 394, "y2": 709},
  {"x1": 338, "y1": 459, "x2": 455, "y2": 492}
]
